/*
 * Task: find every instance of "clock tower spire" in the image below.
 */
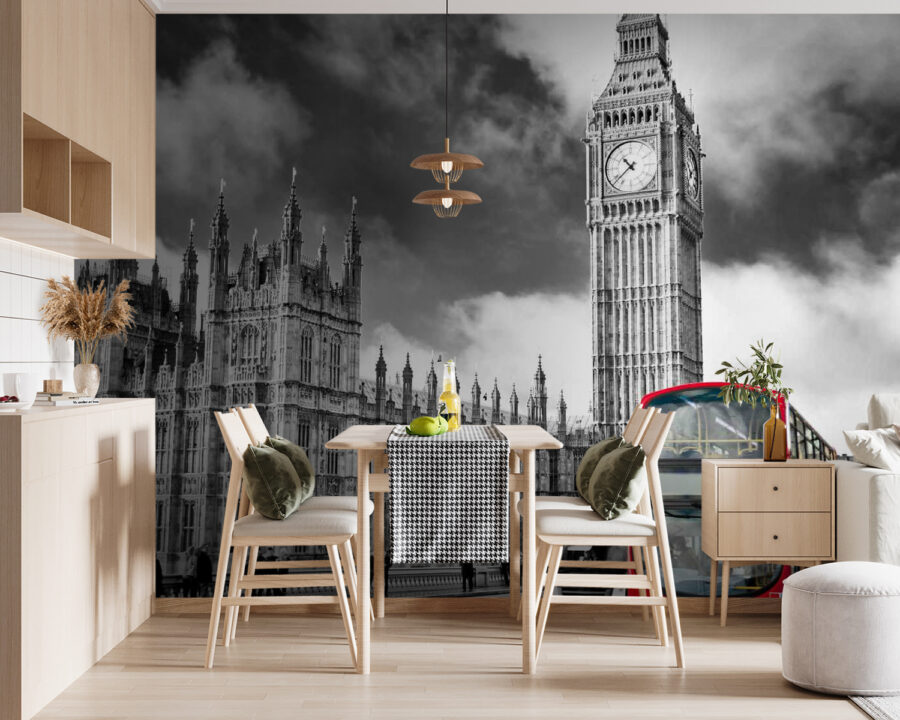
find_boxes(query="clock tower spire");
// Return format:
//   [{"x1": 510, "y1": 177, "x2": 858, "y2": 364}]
[{"x1": 586, "y1": 14, "x2": 703, "y2": 437}]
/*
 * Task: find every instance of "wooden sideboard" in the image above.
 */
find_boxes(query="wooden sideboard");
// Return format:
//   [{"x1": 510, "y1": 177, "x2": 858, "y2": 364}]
[
  {"x1": 701, "y1": 458, "x2": 835, "y2": 626},
  {"x1": 0, "y1": 399, "x2": 155, "y2": 720}
]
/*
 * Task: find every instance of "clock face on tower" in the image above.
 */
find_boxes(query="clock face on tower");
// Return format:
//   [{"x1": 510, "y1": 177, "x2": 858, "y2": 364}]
[
  {"x1": 685, "y1": 148, "x2": 699, "y2": 199},
  {"x1": 605, "y1": 140, "x2": 657, "y2": 193}
]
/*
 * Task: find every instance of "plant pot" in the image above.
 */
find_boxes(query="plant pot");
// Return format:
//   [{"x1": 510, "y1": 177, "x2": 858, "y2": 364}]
[
  {"x1": 763, "y1": 404, "x2": 787, "y2": 461},
  {"x1": 73, "y1": 363, "x2": 101, "y2": 398}
]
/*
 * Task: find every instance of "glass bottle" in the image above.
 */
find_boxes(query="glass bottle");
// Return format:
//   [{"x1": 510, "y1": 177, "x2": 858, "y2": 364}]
[{"x1": 439, "y1": 360, "x2": 461, "y2": 432}]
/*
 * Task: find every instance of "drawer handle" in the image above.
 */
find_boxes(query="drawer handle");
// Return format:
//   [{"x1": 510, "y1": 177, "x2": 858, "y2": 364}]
[
  {"x1": 773, "y1": 486, "x2": 779, "y2": 491},
  {"x1": 773, "y1": 535, "x2": 779, "y2": 540}
]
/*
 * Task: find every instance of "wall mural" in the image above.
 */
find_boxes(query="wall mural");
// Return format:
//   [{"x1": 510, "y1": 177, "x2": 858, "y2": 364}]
[{"x1": 77, "y1": 13, "x2": 900, "y2": 598}]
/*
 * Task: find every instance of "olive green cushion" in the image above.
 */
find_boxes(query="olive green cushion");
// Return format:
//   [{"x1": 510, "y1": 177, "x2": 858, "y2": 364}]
[
  {"x1": 575, "y1": 435, "x2": 626, "y2": 500},
  {"x1": 265, "y1": 435, "x2": 316, "y2": 503},
  {"x1": 241, "y1": 444, "x2": 304, "y2": 520},
  {"x1": 585, "y1": 442, "x2": 647, "y2": 520}
]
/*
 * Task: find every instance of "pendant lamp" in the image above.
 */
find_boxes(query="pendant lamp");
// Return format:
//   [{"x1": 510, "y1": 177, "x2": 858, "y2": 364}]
[{"x1": 411, "y1": 0, "x2": 483, "y2": 218}]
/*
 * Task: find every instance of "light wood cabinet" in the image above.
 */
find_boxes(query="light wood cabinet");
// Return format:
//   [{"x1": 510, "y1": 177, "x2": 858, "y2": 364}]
[
  {"x1": 0, "y1": 0, "x2": 155, "y2": 259},
  {"x1": 701, "y1": 458, "x2": 835, "y2": 626},
  {"x1": 0, "y1": 399, "x2": 155, "y2": 720}
]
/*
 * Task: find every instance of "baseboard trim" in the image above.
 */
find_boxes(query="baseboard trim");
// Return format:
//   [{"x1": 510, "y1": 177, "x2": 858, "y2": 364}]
[{"x1": 154, "y1": 595, "x2": 782, "y2": 616}]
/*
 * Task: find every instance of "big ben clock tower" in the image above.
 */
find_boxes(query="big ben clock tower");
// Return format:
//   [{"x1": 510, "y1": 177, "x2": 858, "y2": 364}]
[{"x1": 586, "y1": 13, "x2": 703, "y2": 436}]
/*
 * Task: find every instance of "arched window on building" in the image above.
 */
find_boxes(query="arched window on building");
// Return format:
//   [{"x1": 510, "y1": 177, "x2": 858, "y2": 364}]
[
  {"x1": 300, "y1": 327, "x2": 313, "y2": 383},
  {"x1": 240, "y1": 325, "x2": 259, "y2": 365},
  {"x1": 329, "y1": 335, "x2": 342, "y2": 389}
]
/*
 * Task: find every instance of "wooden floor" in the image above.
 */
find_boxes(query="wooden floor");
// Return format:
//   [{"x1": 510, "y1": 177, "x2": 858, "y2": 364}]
[{"x1": 34, "y1": 610, "x2": 864, "y2": 720}]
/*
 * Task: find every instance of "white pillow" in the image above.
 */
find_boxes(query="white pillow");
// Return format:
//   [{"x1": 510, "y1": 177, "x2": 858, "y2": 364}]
[
  {"x1": 843, "y1": 428, "x2": 900, "y2": 472},
  {"x1": 867, "y1": 394, "x2": 900, "y2": 429}
]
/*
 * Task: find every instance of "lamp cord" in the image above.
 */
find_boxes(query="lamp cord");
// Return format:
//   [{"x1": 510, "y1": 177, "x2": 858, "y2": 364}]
[{"x1": 445, "y1": 0, "x2": 449, "y2": 140}]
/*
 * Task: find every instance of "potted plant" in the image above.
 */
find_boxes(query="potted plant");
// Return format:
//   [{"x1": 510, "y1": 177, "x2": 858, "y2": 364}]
[
  {"x1": 715, "y1": 339, "x2": 793, "y2": 461},
  {"x1": 39, "y1": 276, "x2": 135, "y2": 398}
]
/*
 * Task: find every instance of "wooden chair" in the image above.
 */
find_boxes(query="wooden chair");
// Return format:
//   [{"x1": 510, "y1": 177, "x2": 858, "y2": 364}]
[
  {"x1": 532, "y1": 410, "x2": 685, "y2": 668},
  {"x1": 231, "y1": 404, "x2": 372, "y2": 636},
  {"x1": 519, "y1": 405, "x2": 660, "y2": 629},
  {"x1": 206, "y1": 409, "x2": 358, "y2": 669}
]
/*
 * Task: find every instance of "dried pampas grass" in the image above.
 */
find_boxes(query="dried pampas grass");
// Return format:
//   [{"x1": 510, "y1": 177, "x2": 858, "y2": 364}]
[{"x1": 40, "y1": 276, "x2": 135, "y2": 364}]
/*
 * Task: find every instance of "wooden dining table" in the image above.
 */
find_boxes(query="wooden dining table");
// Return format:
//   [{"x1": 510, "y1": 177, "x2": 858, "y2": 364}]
[{"x1": 325, "y1": 424, "x2": 563, "y2": 675}]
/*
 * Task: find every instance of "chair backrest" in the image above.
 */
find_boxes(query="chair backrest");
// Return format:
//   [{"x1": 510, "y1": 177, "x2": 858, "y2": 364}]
[
  {"x1": 639, "y1": 411, "x2": 674, "y2": 465},
  {"x1": 623, "y1": 404, "x2": 657, "y2": 445},
  {"x1": 215, "y1": 409, "x2": 253, "y2": 468},
  {"x1": 237, "y1": 404, "x2": 269, "y2": 446}
]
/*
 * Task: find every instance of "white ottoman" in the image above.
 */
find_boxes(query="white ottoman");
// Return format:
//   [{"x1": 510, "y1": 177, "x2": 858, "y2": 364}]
[{"x1": 782, "y1": 562, "x2": 900, "y2": 695}]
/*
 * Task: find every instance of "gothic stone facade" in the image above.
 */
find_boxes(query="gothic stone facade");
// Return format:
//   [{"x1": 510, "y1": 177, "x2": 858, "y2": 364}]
[{"x1": 586, "y1": 14, "x2": 704, "y2": 437}]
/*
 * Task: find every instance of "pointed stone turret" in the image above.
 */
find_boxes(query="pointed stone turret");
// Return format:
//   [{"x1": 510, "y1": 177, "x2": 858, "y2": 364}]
[
  {"x1": 426, "y1": 358, "x2": 438, "y2": 416},
  {"x1": 534, "y1": 355, "x2": 548, "y2": 429},
  {"x1": 402, "y1": 353, "x2": 413, "y2": 423},
  {"x1": 281, "y1": 166, "x2": 302, "y2": 268},
  {"x1": 318, "y1": 226, "x2": 329, "y2": 287},
  {"x1": 491, "y1": 378, "x2": 502, "y2": 425},
  {"x1": 375, "y1": 346, "x2": 387, "y2": 419},
  {"x1": 179, "y1": 219, "x2": 199, "y2": 339},
  {"x1": 471, "y1": 373, "x2": 482, "y2": 424},
  {"x1": 557, "y1": 390, "x2": 568, "y2": 438},
  {"x1": 209, "y1": 179, "x2": 230, "y2": 311},
  {"x1": 509, "y1": 383, "x2": 520, "y2": 425}
]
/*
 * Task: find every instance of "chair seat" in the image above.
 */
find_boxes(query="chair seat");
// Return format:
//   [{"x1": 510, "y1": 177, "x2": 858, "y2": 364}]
[
  {"x1": 519, "y1": 495, "x2": 593, "y2": 514},
  {"x1": 304, "y1": 495, "x2": 374, "y2": 514},
  {"x1": 536, "y1": 509, "x2": 656, "y2": 539},
  {"x1": 233, "y1": 507, "x2": 357, "y2": 540}
]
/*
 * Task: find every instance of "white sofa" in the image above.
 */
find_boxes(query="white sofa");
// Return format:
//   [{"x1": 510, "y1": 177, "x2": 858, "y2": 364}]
[
  {"x1": 836, "y1": 460, "x2": 900, "y2": 565},
  {"x1": 835, "y1": 393, "x2": 900, "y2": 566}
]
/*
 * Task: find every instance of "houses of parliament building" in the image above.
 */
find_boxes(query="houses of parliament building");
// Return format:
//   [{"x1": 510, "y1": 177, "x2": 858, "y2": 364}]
[{"x1": 77, "y1": 175, "x2": 594, "y2": 594}]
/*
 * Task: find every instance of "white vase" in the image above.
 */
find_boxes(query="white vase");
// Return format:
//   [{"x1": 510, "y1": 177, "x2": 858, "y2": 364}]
[{"x1": 73, "y1": 363, "x2": 101, "y2": 398}]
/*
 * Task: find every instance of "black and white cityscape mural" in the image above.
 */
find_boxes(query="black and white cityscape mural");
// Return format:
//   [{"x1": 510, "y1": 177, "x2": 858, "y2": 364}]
[{"x1": 78, "y1": 14, "x2": 900, "y2": 597}]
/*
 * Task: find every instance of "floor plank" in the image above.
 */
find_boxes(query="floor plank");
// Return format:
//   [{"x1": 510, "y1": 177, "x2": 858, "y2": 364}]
[{"x1": 34, "y1": 611, "x2": 864, "y2": 720}]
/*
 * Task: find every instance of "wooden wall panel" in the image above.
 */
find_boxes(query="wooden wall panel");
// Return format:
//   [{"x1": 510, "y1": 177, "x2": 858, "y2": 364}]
[{"x1": 0, "y1": 0, "x2": 22, "y2": 213}]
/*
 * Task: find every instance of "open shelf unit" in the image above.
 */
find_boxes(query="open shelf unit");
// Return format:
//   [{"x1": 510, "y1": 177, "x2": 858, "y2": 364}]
[{"x1": 22, "y1": 114, "x2": 112, "y2": 241}]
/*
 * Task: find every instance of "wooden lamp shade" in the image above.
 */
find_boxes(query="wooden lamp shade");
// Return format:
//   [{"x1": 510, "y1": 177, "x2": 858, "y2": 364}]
[
  {"x1": 410, "y1": 137, "x2": 484, "y2": 184},
  {"x1": 413, "y1": 177, "x2": 481, "y2": 219}
]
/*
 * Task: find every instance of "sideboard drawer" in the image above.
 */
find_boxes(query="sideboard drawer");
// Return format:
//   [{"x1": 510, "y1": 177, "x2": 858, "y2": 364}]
[
  {"x1": 718, "y1": 512, "x2": 832, "y2": 558},
  {"x1": 717, "y1": 467, "x2": 832, "y2": 512}
]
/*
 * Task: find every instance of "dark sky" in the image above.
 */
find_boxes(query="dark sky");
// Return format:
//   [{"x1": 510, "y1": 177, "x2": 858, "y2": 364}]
[{"x1": 153, "y1": 14, "x2": 900, "y2": 429}]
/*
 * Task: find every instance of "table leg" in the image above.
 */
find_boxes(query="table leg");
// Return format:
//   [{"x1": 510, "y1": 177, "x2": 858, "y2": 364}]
[
  {"x1": 521, "y1": 450, "x2": 536, "y2": 674},
  {"x1": 374, "y1": 490, "x2": 385, "y2": 619},
  {"x1": 708, "y1": 558, "x2": 717, "y2": 616},
  {"x1": 509, "y1": 490, "x2": 521, "y2": 618},
  {"x1": 356, "y1": 451, "x2": 371, "y2": 673},
  {"x1": 720, "y1": 560, "x2": 730, "y2": 628}
]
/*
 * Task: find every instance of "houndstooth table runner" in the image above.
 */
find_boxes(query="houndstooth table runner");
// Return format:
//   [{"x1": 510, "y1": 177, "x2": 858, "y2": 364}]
[{"x1": 387, "y1": 424, "x2": 510, "y2": 564}]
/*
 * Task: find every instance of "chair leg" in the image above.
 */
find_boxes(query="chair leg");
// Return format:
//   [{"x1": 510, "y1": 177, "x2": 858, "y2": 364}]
[
  {"x1": 658, "y1": 542, "x2": 686, "y2": 668},
  {"x1": 223, "y1": 545, "x2": 245, "y2": 648},
  {"x1": 328, "y1": 544, "x2": 358, "y2": 669},
  {"x1": 647, "y1": 545, "x2": 668, "y2": 647},
  {"x1": 535, "y1": 544, "x2": 563, "y2": 662},
  {"x1": 633, "y1": 546, "x2": 650, "y2": 622},
  {"x1": 642, "y1": 545, "x2": 663, "y2": 643},
  {"x1": 518, "y1": 540, "x2": 550, "y2": 622},
  {"x1": 205, "y1": 544, "x2": 232, "y2": 669},
  {"x1": 345, "y1": 539, "x2": 374, "y2": 622},
  {"x1": 242, "y1": 546, "x2": 259, "y2": 623},
  {"x1": 229, "y1": 546, "x2": 249, "y2": 641},
  {"x1": 341, "y1": 539, "x2": 360, "y2": 622}
]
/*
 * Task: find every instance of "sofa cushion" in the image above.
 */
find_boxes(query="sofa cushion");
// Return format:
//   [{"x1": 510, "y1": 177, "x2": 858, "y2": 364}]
[
  {"x1": 264, "y1": 435, "x2": 315, "y2": 504},
  {"x1": 868, "y1": 394, "x2": 900, "y2": 430},
  {"x1": 242, "y1": 443, "x2": 304, "y2": 520},
  {"x1": 843, "y1": 428, "x2": 900, "y2": 472},
  {"x1": 575, "y1": 435, "x2": 625, "y2": 499},
  {"x1": 585, "y1": 443, "x2": 647, "y2": 520}
]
